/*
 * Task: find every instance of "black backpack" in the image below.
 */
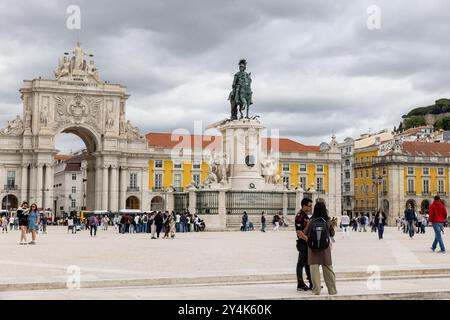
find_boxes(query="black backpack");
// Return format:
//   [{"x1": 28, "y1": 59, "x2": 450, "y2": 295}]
[{"x1": 307, "y1": 218, "x2": 330, "y2": 250}]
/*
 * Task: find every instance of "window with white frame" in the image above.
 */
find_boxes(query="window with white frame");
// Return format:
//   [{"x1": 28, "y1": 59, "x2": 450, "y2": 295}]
[
  {"x1": 192, "y1": 161, "x2": 201, "y2": 169},
  {"x1": 72, "y1": 186, "x2": 76, "y2": 194},
  {"x1": 423, "y1": 179, "x2": 430, "y2": 193},
  {"x1": 173, "y1": 160, "x2": 182, "y2": 169},
  {"x1": 317, "y1": 177, "x2": 324, "y2": 192},
  {"x1": 130, "y1": 173, "x2": 138, "y2": 188},
  {"x1": 154, "y1": 160, "x2": 163, "y2": 169},
  {"x1": 155, "y1": 173, "x2": 163, "y2": 189},
  {"x1": 71, "y1": 199, "x2": 76, "y2": 208},
  {"x1": 439, "y1": 179, "x2": 445, "y2": 193},
  {"x1": 72, "y1": 174, "x2": 77, "y2": 180},
  {"x1": 345, "y1": 159, "x2": 350, "y2": 166},
  {"x1": 193, "y1": 174, "x2": 200, "y2": 186},
  {"x1": 407, "y1": 167, "x2": 414, "y2": 175},
  {"x1": 299, "y1": 176, "x2": 307, "y2": 190},
  {"x1": 438, "y1": 168, "x2": 445, "y2": 176},
  {"x1": 173, "y1": 173, "x2": 182, "y2": 189},
  {"x1": 316, "y1": 165, "x2": 324, "y2": 173},
  {"x1": 283, "y1": 176, "x2": 290, "y2": 186},
  {"x1": 345, "y1": 171, "x2": 350, "y2": 179},
  {"x1": 408, "y1": 179, "x2": 414, "y2": 193},
  {"x1": 6, "y1": 171, "x2": 15, "y2": 188},
  {"x1": 423, "y1": 167, "x2": 429, "y2": 175},
  {"x1": 282, "y1": 163, "x2": 290, "y2": 172},
  {"x1": 299, "y1": 164, "x2": 307, "y2": 172}
]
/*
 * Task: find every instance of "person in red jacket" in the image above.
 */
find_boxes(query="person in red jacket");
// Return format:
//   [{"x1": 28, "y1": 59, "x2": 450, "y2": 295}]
[{"x1": 429, "y1": 195, "x2": 447, "y2": 253}]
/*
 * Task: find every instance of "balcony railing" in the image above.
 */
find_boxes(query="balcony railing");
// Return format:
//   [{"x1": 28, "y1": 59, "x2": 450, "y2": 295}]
[
  {"x1": 4, "y1": 184, "x2": 18, "y2": 191},
  {"x1": 152, "y1": 187, "x2": 164, "y2": 192},
  {"x1": 406, "y1": 191, "x2": 416, "y2": 196},
  {"x1": 422, "y1": 192, "x2": 431, "y2": 196},
  {"x1": 127, "y1": 186, "x2": 140, "y2": 192}
]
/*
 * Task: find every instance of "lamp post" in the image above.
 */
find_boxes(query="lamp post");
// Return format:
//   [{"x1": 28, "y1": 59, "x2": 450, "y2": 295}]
[{"x1": 372, "y1": 175, "x2": 383, "y2": 216}]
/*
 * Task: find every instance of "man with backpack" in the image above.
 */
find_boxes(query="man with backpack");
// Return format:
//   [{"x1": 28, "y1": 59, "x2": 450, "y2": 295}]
[
  {"x1": 404, "y1": 203, "x2": 416, "y2": 239},
  {"x1": 300, "y1": 201, "x2": 337, "y2": 296},
  {"x1": 295, "y1": 198, "x2": 313, "y2": 291}
]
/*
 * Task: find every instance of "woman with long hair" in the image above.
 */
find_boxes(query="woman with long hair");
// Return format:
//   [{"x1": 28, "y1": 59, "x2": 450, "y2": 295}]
[
  {"x1": 301, "y1": 201, "x2": 337, "y2": 295},
  {"x1": 28, "y1": 203, "x2": 40, "y2": 245},
  {"x1": 17, "y1": 201, "x2": 30, "y2": 245}
]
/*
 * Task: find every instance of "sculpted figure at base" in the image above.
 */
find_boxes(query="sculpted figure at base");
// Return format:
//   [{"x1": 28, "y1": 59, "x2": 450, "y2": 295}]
[
  {"x1": 261, "y1": 155, "x2": 279, "y2": 185},
  {"x1": 229, "y1": 59, "x2": 253, "y2": 120}
]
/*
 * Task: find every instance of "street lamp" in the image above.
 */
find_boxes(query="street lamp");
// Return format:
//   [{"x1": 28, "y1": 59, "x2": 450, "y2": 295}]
[{"x1": 372, "y1": 175, "x2": 383, "y2": 215}]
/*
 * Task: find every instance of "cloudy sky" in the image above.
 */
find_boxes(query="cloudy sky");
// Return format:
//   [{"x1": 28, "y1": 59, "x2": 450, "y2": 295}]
[{"x1": 1, "y1": 0, "x2": 450, "y2": 153}]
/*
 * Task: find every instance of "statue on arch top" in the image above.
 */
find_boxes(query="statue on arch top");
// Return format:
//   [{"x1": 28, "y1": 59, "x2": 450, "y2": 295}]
[{"x1": 229, "y1": 59, "x2": 253, "y2": 120}]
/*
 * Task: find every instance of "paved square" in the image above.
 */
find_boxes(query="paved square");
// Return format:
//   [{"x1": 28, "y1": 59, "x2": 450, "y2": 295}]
[{"x1": 1, "y1": 226, "x2": 450, "y2": 299}]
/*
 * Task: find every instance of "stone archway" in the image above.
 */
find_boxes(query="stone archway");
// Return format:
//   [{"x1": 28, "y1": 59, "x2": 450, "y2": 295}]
[
  {"x1": 421, "y1": 199, "x2": 430, "y2": 215},
  {"x1": 151, "y1": 196, "x2": 164, "y2": 212},
  {"x1": 126, "y1": 196, "x2": 140, "y2": 210},
  {"x1": 2, "y1": 194, "x2": 18, "y2": 210},
  {"x1": 0, "y1": 43, "x2": 151, "y2": 214}
]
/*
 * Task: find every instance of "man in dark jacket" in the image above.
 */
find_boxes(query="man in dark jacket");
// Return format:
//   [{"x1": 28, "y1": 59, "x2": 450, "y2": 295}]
[
  {"x1": 429, "y1": 195, "x2": 447, "y2": 253},
  {"x1": 404, "y1": 203, "x2": 416, "y2": 238},
  {"x1": 154, "y1": 211, "x2": 163, "y2": 238},
  {"x1": 242, "y1": 211, "x2": 248, "y2": 232},
  {"x1": 261, "y1": 211, "x2": 266, "y2": 232},
  {"x1": 295, "y1": 198, "x2": 313, "y2": 291}
]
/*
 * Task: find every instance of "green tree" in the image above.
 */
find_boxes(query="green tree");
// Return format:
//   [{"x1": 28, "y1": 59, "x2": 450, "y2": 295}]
[{"x1": 403, "y1": 116, "x2": 426, "y2": 130}]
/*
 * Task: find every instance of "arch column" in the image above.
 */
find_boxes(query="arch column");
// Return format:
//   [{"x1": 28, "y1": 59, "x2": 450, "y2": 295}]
[
  {"x1": 20, "y1": 164, "x2": 28, "y2": 202},
  {"x1": 109, "y1": 165, "x2": 119, "y2": 212},
  {"x1": 95, "y1": 164, "x2": 103, "y2": 210},
  {"x1": 35, "y1": 164, "x2": 44, "y2": 207},
  {"x1": 102, "y1": 165, "x2": 109, "y2": 210},
  {"x1": 119, "y1": 166, "x2": 128, "y2": 210},
  {"x1": 43, "y1": 163, "x2": 54, "y2": 210}
]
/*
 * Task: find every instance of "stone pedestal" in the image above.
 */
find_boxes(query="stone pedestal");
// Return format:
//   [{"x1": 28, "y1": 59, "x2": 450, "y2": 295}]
[{"x1": 216, "y1": 119, "x2": 266, "y2": 190}]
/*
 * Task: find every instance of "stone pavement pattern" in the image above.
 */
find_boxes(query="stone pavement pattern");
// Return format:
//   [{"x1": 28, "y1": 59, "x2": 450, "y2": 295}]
[{"x1": 1, "y1": 226, "x2": 450, "y2": 299}]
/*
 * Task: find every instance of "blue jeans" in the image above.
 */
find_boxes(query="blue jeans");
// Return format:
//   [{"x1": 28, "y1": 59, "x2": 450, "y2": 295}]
[
  {"x1": 377, "y1": 223, "x2": 384, "y2": 239},
  {"x1": 242, "y1": 222, "x2": 247, "y2": 231},
  {"x1": 432, "y1": 223, "x2": 446, "y2": 252},
  {"x1": 407, "y1": 220, "x2": 415, "y2": 238}
]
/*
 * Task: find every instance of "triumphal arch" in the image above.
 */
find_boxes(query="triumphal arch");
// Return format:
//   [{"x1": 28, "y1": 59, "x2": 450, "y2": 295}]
[{"x1": 0, "y1": 43, "x2": 150, "y2": 212}]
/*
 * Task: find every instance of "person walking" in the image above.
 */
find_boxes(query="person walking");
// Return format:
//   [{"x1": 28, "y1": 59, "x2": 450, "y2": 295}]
[
  {"x1": 340, "y1": 212, "x2": 350, "y2": 239},
  {"x1": 273, "y1": 213, "x2": 280, "y2": 231},
  {"x1": 359, "y1": 214, "x2": 367, "y2": 232},
  {"x1": 375, "y1": 209, "x2": 387, "y2": 239},
  {"x1": 301, "y1": 201, "x2": 337, "y2": 296},
  {"x1": 67, "y1": 216, "x2": 75, "y2": 233},
  {"x1": 89, "y1": 215, "x2": 98, "y2": 237},
  {"x1": 295, "y1": 198, "x2": 313, "y2": 291},
  {"x1": 421, "y1": 214, "x2": 427, "y2": 234},
  {"x1": 1, "y1": 215, "x2": 8, "y2": 233},
  {"x1": 404, "y1": 203, "x2": 416, "y2": 239},
  {"x1": 27, "y1": 203, "x2": 40, "y2": 245},
  {"x1": 41, "y1": 214, "x2": 47, "y2": 234},
  {"x1": 351, "y1": 218, "x2": 357, "y2": 232},
  {"x1": 261, "y1": 211, "x2": 266, "y2": 232},
  {"x1": 9, "y1": 215, "x2": 14, "y2": 232},
  {"x1": 17, "y1": 202, "x2": 30, "y2": 245},
  {"x1": 170, "y1": 214, "x2": 176, "y2": 239},
  {"x1": 429, "y1": 195, "x2": 447, "y2": 253},
  {"x1": 241, "y1": 211, "x2": 248, "y2": 232}
]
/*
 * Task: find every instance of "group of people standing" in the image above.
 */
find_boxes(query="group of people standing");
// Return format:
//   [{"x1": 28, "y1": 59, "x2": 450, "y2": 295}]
[
  {"x1": 14, "y1": 201, "x2": 40, "y2": 245},
  {"x1": 295, "y1": 198, "x2": 337, "y2": 296}
]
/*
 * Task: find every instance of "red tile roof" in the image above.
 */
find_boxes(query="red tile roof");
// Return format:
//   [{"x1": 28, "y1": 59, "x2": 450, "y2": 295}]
[
  {"x1": 145, "y1": 133, "x2": 320, "y2": 153},
  {"x1": 401, "y1": 141, "x2": 450, "y2": 157},
  {"x1": 54, "y1": 154, "x2": 72, "y2": 161}
]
